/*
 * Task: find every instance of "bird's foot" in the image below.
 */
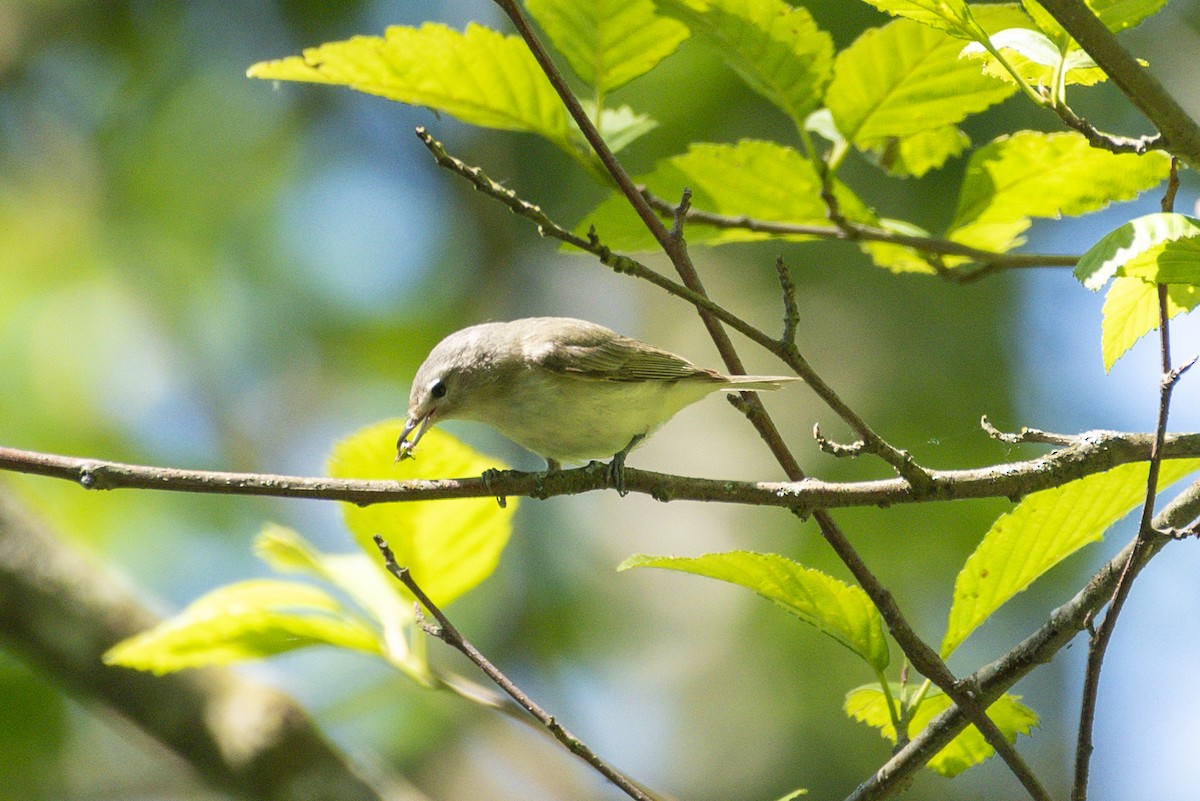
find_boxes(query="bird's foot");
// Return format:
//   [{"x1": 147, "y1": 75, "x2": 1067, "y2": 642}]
[{"x1": 607, "y1": 435, "x2": 644, "y2": 497}]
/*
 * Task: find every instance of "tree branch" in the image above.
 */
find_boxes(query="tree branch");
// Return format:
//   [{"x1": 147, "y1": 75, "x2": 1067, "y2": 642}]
[
  {"x1": 3, "y1": 431, "x2": 1198, "y2": 511},
  {"x1": 1035, "y1": 0, "x2": 1200, "y2": 168},
  {"x1": 0, "y1": 490, "x2": 386, "y2": 801},
  {"x1": 847, "y1": 477, "x2": 1200, "y2": 801},
  {"x1": 373, "y1": 536, "x2": 660, "y2": 801}
]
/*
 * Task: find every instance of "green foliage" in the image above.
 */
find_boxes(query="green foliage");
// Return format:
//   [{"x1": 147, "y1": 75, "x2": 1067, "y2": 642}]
[
  {"x1": 960, "y1": 28, "x2": 1109, "y2": 87},
  {"x1": 947, "y1": 131, "x2": 1171, "y2": 253},
  {"x1": 620, "y1": 551, "x2": 889, "y2": 671},
  {"x1": 106, "y1": 424, "x2": 514, "y2": 682},
  {"x1": 103, "y1": 579, "x2": 383, "y2": 675},
  {"x1": 1100, "y1": 279, "x2": 1200, "y2": 371},
  {"x1": 858, "y1": 0, "x2": 984, "y2": 39},
  {"x1": 825, "y1": 16, "x2": 1016, "y2": 149},
  {"x1": 656, "y1": 0, "x2": 834, "y2": 128},
  {"x1": 328, "y1": 420, "x2": 516, "y2": 606},
  {"x1": 580, "y1": 139, "x2": 870, "y2": 250},
  {"x1": 941, "y1": 458, "x2": 1200, "y2": 657},
  {"x1": 527, "y1": 0, "x2": 688, "y2": 97},
  {"x1": 248, "y1": 23, "x2": 571, "y2": 148},
  {"x1": 846, "y1": 685, "x2": 1039, "y2": 776}
]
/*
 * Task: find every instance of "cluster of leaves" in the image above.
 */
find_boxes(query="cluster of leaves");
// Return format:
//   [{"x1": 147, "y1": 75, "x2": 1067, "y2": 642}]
[
  {"x1": 102, "y1": 0, "x2": 1200, "y2": 788},
  {"x1": 106, "y1": 422, "x2": 517, "y2": 687}
]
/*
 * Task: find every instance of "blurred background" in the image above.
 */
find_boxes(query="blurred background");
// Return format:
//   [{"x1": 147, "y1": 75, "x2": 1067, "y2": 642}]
[{"x1": 2, "y1": 1, "x2": 1200, "y2": 799}]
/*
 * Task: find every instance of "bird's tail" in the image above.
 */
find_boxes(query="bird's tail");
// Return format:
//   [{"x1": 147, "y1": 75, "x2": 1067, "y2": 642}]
[{"x1": 720, "y1": 375, "x2": 804, "y2": 391}]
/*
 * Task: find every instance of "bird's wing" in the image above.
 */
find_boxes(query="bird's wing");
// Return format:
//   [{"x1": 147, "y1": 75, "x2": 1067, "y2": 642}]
[{"x1": 540, "y1": 336, "x2": 715, "y2": 383}]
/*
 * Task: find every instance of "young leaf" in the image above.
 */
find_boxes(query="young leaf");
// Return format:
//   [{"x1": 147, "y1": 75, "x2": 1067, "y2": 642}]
[
  {"x1": 846, "y1": 685, "x2": 1038, "y2": 776},
  {"x1": 870, "y1": 125, "x2": 970, "y2": 178},
  {"x1": 947, "y1": 131, "x2": 1170, "y2": 253},
  {"x1": 826, "y1": 16, "x2": 1017, "y2": 149},
  {"x1": 620, "y1": 551, "x2": 889, "y2": 671},
  {"x1": 588, "y1": 103, "x2": 660, "y2": 154},
  {"x1": 525, "y1": 0, "x2": 688, "y2": 95},
  {"x1": 255, "y1": 524, "x2": 415, "y2": 649},
  {"x1": 941, "y1": 458, "x2": 1200, "y2": 657},
  {"x1": 960, "y1": 28, "x2": 1109, "y2": 87},
  {"x1": 1074, "y1": 212, "x2": 1200, "y2": 290},
  {"x1": 104, "y1": 580, "x2": 382, "y2": 674},
  {"x1": 1101, "y1": 278, "x2": 1200, "y2": 371},
  {"x1": 858, "y1": 0, "x2": 980, "y2": 38},
  {"x1": 655, "y1": 0, "x2": 834, "y2": 126},
  {"x1": 247, "y1": 23, "x2": 569, "y2": 146},
  {"x1": 327, "y1": 421, "x2": 516, "y2": 607},
  {"x1": 578, "y1": 139, "x2": 872, "y2": 251}
]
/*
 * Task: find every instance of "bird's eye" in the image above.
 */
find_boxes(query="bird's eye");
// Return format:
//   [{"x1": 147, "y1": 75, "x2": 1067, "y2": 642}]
[{"x1": 430, "y1": 379, "x2": 447, "y2": 399}]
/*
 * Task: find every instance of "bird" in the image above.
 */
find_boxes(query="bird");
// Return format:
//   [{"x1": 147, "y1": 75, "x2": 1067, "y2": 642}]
[{"x1": 397, "y1": 317, "x2": 801, "y2": 489}]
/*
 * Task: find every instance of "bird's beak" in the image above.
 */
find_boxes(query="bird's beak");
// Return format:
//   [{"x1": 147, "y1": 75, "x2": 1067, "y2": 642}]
[{"x1": 396, "y1": 411, "x2": 435, "y2": 463}]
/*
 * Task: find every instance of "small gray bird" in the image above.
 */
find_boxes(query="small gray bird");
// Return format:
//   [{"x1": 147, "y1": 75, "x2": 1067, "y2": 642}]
[{"x1": 397, "y1": 317, "x2": 801, "y2": 480}]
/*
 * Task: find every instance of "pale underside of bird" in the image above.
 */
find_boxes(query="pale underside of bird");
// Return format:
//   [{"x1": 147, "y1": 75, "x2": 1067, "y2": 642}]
[{"x1": 397, "y1": 317, "x2": 801, "y2": 473}]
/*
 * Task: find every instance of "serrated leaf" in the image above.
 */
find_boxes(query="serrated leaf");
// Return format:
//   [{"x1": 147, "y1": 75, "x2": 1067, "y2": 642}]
[
  {"x1": 578, "y1": 139, "x2": 871, "y2": 251},
  {"x1": 826, "y1": 17, "x2": 1017, "y2": 149},
  {"x1": 656, "y1": 0, "x2": 834, "y2": 125},
  {"x1": 590, "y1": 103, "x2": 659, "y2": 154},
  {"x1": 103, "y1": 580, "x2": 381, "y2": 674},
  {"x1": 961, "y1": 28, "x2": 1108, "y2": 87},
  {"x1": 1101, "y1": 278, "x2": 1200, "y2": 370},
  {"x1": 254, "y1": 524, "x2": 416, "y2": 663},
  {"x1": 871, "y1": 125, "x2": 970, "y2": 177},
  {"x1": 948, "y1": 131, "x2": 1170, "y2": 253},
  {"x1": 1074, "y1": 213, "x2": 1200, "y2": 290},
  {"x1": 847, "y1": 685, "x2": 1038, "y2": 776},
  {"x1": 941, "y1": 459, "x2": 1200, "y2": 657},
  {"x1": 621, "y1": 551, "x2": 889, "y2": 670},
  {"x1": 247, "y1": 23, "x2": 569, "y2": 145},
  {"x1": 858, "y1": 0, "x2": 980, "y2": 38},
  {"x1": 328, "y1": 421, "x2": 515, "y2": 607},
  {"x1": 527, "y1": 0, "x2": 688, "y2": 95},
  {"x1": 1119, "y1": 237, "x2": 1200, "y2": 286}
]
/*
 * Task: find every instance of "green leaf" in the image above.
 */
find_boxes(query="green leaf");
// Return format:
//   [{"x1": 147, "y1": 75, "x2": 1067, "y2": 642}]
[
  {"x1": 860, "y1": 218, "x2": 938, "y2": 274},
  {"x1": 589, "y1": 103, "x2": 659, "y2": 154},
  {"x1": 825, "y1": 17, "x2": 1017, "y2": 149},
  {"x1": 327, "y1": 420, "x2": 516, "y2": 607},
  {"x1": 1074, "y1": 213, "x2": 1200, "y2": 290},
  {"x1": 870, "y1": 125, "x2": 970, "y2": 178},
  {"x1": 948, "y1": 131, "x2": 1170, "y2": 253},
  {"x1": 960, "y1": 28, "x2": 1108, "y2": 87},
  {"x1": 578, "y1": 139, "x2": 871, "y2": 251},
  {"x1": 526, "y1": 0, "x2": 688, "y2": 95},
  {"x1": 103, "y1": 580, "x2": 382, "y2": 674},
  {"x1": 254, "y1": 524, "x2": 416, "y2": 662},
  {"x1": 847, "y1": 685, "x2": 1038, "y2": 777},
  {"x1": 941, "y1": 458, "x2": 1200, "y2": 657},
  {"x1": 1090, "y1": 0, "x2": 1168, "y2": 31},
  {"x1": 1119, "y1": 237, "x2": 1200, "y2": 286},
  {"x1": 1101, "y1": 279, "x2": 1200, "y2": 371},
  {"x1": 655, "y1": 0, "x2": 834, "y2": 125},
  {"x1": 857, "y1": 0, "x2": 981, "y2": 38},
  {"x1": 621, "y1": 551, "x2": 889, "y2": 671},
  {"x1": 247, "y1": 23, "x2": 569, "y2": 145}
]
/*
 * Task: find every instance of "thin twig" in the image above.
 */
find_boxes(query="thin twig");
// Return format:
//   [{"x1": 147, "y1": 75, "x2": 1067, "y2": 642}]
[
  {"x1": 775, "y1": 256, "x2": 800, "y2": 347},
  {"x1": 981, "y1": 415, "x2": 1080, "y2": 446},
  {"x1": 1071, "y1": 158, "x2": 1186, "y2": 801},
  {"x1": 639, "y1": 191, "x2": 1079, "y2": 272},
  {"x1": 372, "y1": 536, "x2": 659, "y2": 801},
  {"x1": 3, "y1": 432, "x2": 1199, "y2": 510}
]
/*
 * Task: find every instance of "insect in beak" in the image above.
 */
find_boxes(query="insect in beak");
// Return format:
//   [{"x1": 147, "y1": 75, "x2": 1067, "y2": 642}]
[{"x1": 396, "y1": 412, "x2": 435, "y2": 463}]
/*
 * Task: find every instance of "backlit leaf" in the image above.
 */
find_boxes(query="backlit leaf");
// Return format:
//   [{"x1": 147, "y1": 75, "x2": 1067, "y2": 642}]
[
  {"x1": 578, "y1": 139, "x2": 871, "y2": 251},
  {"x1": 248, "y1": 23, "x2": 569, "y2": 145},
  {"x1": 1101, "y1": 278, "x2": 1200, "y2": 370},
  {"x1": 621, "y1": 551, "x2": 889, "y2": 670},
  {"x1": 858, "y1": 0, "x2": 981, "y2": 38},
  {"x1": 328, "y1": 420, "x2": 516, "y2": 607},
  {"x1": 948, "y1": 131, "x2": 1169, "y2": 252},
  {"x1": 960, "y1": 28, "x2": 1109, "y2": 86},
  {"x1": 103, "y1": 580, "x2": 381, "y2": 674},
  {"x1": 941, "y1": 458, "x2": 1200, "y2": 657},
  {"x1": 847, "y1": 685, "x2": 1038, "y2": 776},
  {"x1": 656, "y1": 0, "x2": 834, "y2": 125},
  {"x1": 526, "y1": 0, "x2": 688, "y2": 94},
  {"x1": 1074, "y1": 213, "x2": 1200, "y2": 290},
  {"x1": 826, "y1": 16, "x2": 1017, "y2": 149}
]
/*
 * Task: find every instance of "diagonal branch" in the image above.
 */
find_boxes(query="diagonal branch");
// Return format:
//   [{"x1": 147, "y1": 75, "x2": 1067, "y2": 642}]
[{"x1": 1035, "y1": 0, "x2": 1200, "y2": 168}]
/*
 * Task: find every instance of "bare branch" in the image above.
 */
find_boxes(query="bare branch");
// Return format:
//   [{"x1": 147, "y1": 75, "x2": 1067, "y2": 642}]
[{"x1": 373, "y1": 536, "x2": 661, "y2": 801}]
